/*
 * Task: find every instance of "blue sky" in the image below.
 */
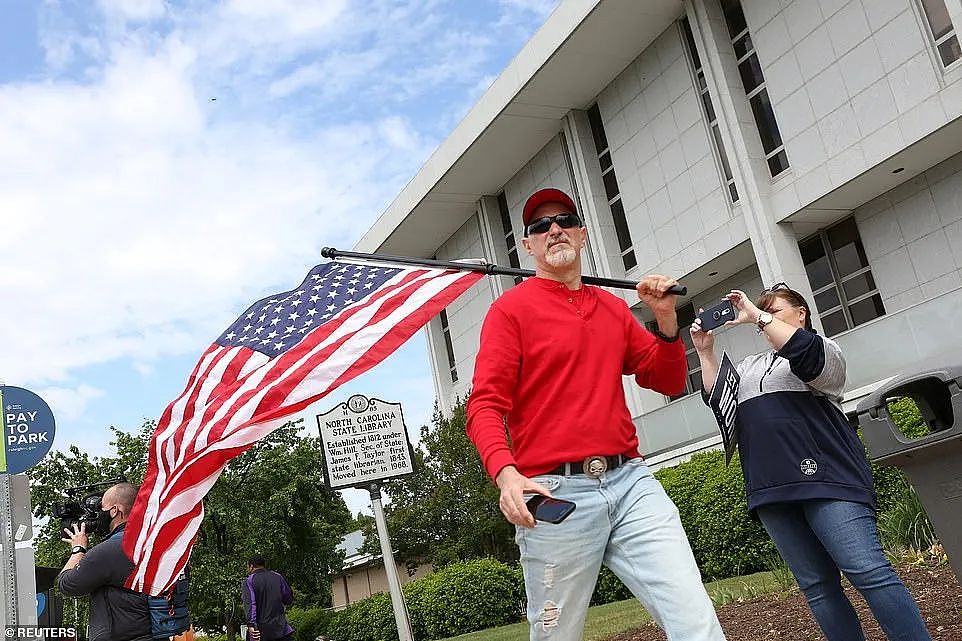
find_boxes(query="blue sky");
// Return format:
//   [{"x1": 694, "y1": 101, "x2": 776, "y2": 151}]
[{"x1": 1, "y1": 0, "x2": 559, "y2": 513}]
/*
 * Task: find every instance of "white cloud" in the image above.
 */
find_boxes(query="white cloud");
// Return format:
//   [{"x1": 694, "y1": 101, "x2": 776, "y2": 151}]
[
  {"x1": 0, "y1": 29, "x2": 424, "y2": 386},
  {"x1": 98, "y1": 0, "x2": 167, "y2": 22},
  {"x1": 35, "y1": 384, "x2": 106, "y2": 422}
]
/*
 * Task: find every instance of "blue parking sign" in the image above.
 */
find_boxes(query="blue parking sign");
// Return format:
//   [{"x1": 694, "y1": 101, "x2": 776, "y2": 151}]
[{"x1": 1, "y1": 385, "x2": 56, "y2": 474}]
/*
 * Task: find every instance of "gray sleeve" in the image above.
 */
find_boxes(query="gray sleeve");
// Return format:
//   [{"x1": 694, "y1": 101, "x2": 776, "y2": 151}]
[
  {"x1": 57, "y1": 545, "x2": 113, "y2": 596},
  {"x1": 807, "y1": 337, "x2": 846, "y2": 397}
]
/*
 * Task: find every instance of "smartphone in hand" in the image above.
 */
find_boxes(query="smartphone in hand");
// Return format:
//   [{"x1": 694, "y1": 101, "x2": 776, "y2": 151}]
[
  {"x1": 525, "y1": 495, "x2": 576, "y2": 524},
  {"x1": 697, "y1": 299, "x2": 736, "y2": 332}
]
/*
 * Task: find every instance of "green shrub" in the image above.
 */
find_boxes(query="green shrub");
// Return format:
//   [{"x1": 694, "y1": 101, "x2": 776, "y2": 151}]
[
  {"x1": 689, "y1": 451, "x2": 775, "y2": 578},
  {"x1": 878, "y1": 482, "x2": 939, "y2": 552},
  {"x1": 327, "y1": 592, "x2": 396, "y2": 641},
  {"x1": 418, "y1": 558, "x2": 524, "y2": 639},
  {"x1": 287, "y1": 606, "x2": 333, "y2": 641},
  {"x1": 401, "y1": 572, "x2": 436, "y2": 641},
  {"x1": 885, "y1": 396, "x2": 929, "y2": 439},
  {"x1": 654, "y1": 451, "x2": 774, "y2": 580}
]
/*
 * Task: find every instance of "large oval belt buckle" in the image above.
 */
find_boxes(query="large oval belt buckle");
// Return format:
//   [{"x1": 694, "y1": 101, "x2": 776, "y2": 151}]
[{"x1": 583, "y1": 456, "x2": 608, "y2": 479}]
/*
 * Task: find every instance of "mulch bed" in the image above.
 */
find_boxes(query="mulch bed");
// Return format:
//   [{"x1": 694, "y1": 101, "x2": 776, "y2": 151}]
[{"x1": 611, "y1": 557, "x2": 962, "y2": 641}]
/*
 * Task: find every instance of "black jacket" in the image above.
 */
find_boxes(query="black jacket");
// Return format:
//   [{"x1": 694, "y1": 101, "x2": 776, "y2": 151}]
[
  {"x1": 242, "y1": 568, "x2": 294, "y2": 640},
  {"x1": 57, "y1": 523, "x2": 151, "y2": 641}
]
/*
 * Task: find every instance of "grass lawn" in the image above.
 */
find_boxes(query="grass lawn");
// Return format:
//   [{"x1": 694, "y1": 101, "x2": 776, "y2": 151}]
[{"x1": 441, "y1": 570, "x2": 787, "y2": 641}]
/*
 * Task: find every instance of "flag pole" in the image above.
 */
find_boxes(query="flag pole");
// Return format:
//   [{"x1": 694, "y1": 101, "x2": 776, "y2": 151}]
[{"x1": 320, "y1": 247, "x2": 688, "y2": 296}]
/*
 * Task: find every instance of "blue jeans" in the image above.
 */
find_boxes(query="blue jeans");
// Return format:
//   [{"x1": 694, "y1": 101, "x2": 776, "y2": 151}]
[
  {"x1": 516, "y1": 459, "x2": 725, "y2": 641},
  {"x1": 757, "y1": 500, "x2": 931, "y2": 641}
]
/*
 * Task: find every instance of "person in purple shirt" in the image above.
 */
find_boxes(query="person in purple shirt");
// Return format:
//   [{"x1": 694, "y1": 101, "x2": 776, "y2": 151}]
[{"x1": 242, "y1": 556, "x2": 294, "y2": 641}]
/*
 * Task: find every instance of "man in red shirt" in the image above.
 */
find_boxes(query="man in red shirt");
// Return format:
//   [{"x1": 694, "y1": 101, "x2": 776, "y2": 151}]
[{"x1": 467, "y1": 188, "x2": 725, "y2": 641}]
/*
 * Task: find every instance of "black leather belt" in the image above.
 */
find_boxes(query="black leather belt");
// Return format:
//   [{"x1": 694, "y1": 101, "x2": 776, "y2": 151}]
[{"x1": 547, "y1": 454, "x2": 631, "y2": 479}]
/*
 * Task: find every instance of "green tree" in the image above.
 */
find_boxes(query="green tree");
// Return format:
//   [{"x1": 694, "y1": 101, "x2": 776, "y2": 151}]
[{"x1": 367, "y1": 399, "x2": 516, "y2": 567}]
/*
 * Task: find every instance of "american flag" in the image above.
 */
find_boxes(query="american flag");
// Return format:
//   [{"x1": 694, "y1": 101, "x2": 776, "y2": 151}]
[{"x1": 123, "y1": 260, "x2": 484, "y2": 595}]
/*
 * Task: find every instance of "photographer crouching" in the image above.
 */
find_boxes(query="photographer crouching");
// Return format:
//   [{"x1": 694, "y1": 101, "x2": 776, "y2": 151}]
[{"x1": 57, "y1": 481, "x2": 152, "y2": 641}]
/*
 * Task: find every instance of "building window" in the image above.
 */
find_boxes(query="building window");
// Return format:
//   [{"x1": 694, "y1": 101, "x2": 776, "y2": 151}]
[
  {"x1": 586, "y1": 103, "x2": 637, "y2": 271},
  {"x1": 646, "y1": 304, "x2": 701, "y2": 400},
  {"x1": 720, "y1": 0, "x2": 790, "y2": 177},
  {"x1": 496, "y1": 192, "x2": 523, "y2": 286},
  {"x1": 681, "y1": 18, "x2": 739, "y2": 203},
  {"x1": 438, "y1": 309, "x2": 458, "y2": 383},
  {"x1": 919, "y1": 0, "x2": 962, "y2": 67},
  {"x1": 799, "y1": 218, "x2": 885, "y2": 337}
]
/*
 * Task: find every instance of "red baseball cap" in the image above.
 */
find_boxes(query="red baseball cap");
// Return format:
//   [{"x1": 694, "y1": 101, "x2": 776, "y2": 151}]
[{"x1": 522, "y1": 188, "x2": 577, "y2": 227}]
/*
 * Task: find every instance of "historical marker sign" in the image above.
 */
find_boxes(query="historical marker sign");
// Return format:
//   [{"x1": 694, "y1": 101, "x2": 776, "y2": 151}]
[
  {"x1": 316, "y1": 394, "x2": 414, "y2": 489},
  {"x1": 1, "y1": 386, "x2": 56, "y2": 475}
]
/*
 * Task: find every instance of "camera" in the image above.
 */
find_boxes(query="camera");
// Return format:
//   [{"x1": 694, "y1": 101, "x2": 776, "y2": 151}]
[{"x1": 52, "y1": 478, "x2": 124, "y2": 533}]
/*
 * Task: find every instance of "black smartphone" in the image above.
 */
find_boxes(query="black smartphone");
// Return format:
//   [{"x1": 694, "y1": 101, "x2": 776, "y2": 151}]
[
  {"x1": 525, "y1": 495, "x2": 576, "y2": 524},
  {"x1": 697, "y1": 299, "x2": 736, "y2": 332}
]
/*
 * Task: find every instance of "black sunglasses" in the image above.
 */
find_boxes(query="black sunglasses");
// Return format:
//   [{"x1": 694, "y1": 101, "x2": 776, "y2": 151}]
[
  {"x1": 525, "y1": 212, "x2": 582, "y2": 236},
  {"x1": 762, "y1": 282, "x2": 790, "y2": 294}
]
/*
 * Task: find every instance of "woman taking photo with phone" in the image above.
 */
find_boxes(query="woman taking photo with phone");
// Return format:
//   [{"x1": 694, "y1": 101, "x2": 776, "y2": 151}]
[{"x1": 691, "y1": 283, "x2": 931, "y2": 641}]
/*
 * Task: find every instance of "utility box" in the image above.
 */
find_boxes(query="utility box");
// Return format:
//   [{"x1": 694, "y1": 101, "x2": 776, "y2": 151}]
[{"x1": 856, "y1": 366, "x2": 962, "y2": 579}]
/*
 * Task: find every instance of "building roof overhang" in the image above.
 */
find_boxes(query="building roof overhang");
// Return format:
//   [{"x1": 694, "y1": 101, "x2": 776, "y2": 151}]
[{"x1": 355, "y1": 0, "x2": 685, "y2": 257}]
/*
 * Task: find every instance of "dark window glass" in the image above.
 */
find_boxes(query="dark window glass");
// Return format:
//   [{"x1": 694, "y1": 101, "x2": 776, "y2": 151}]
[
  {"x1": 682, "y1": 19, "x2": 702, "y2": 69},
  {"x1": 497, "y1": 192, "x2": 512, "y2": 237},
  {"x1": 702, "y1": 92, "x2": 717, "y2": 121},
  {"x1": 678, "y1": 304, "x2": 697, "y2": 327},
  {"x1": 843, "y1": 272, "x2": 876, "y2": 300},
  {"x1": 799, "y1": 217, "x2": 885, "y2": 336},
  {"x1": 610, "y1": 198, "x2": 632, "y2": 253},
  {"x1": 801, "y1": 238, "x2": 834, "y2": 290},
  {"x1": 814, "y1": 287, "x2": 841, "y2": 312},
  {"x1": 587, "y1": 104, "x2": 609, "y2": 153},
  {"x1": 599, "y1": 150, "x2": 612, "y2": 171},
  {"x1": 922, "y1": 0, "x2": 954, "y2": 39},
  {"x1": 623, "y1": 250, "x2": 637, "y2": 271},
  {"x1": 767, "y1": 150, "x2": 790, "y2": 176},
  {"x1": 729, "y1": 183, "x2": 739, "y2": 201},
  {"x1": 439, "y1": 309, "x2": 458, "y2": 382},
  {"x1": 721, "y1": 0, "x2": 748, "y2": 39},
  {"x1": 733, "y1": 33, "x2": 753, "y2": 60},
  {"x1": 497, "y1": 191, "x2": 522, "y2": 284},
  {"x1": 603, "y1": 168, "x2": 620, "y2": 201},
  {"x1": 688, "y1": 372, "x2": 704, "y2": 392},
  {"x1": 821, "y1": 310, "x2": 849, "y2": 337},
  {"x1": 712, "y1": 126, "x2": 733, "y2": 179},
  {"x1": 749, "y1": 89, "x2": 783, "y2": 152},
  {"x1": 738, "y1": 54, "x2": 765, "y2": 93},
  {"x1": 697, "y1": 71, "x2": 708, "y2": 92},
  {"x1": 938, "y1": 35, "x2": 962, "y2": 65},
  {"x1": 849, "y1": 294, "x2": 885, "y2": 327},
  {"x1": 828, "y1": 219, "x2": 869, "y2": 277}
]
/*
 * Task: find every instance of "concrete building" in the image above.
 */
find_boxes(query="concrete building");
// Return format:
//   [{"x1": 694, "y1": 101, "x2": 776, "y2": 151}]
[{"x1": 357, "y1": 0, "x2": 962, "y2": 467}]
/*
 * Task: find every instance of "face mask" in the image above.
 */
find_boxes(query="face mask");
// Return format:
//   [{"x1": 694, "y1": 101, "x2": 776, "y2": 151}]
[{"x1": 93, "y1": 507, "x2": 114, "y2": 536}]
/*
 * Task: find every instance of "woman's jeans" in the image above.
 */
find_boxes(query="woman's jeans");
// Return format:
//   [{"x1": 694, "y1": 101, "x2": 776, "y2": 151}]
[
  {"x1": 516, "y1": 459, "x2": 726, "y2": 641},
  {"x1": 757, "y1": 500, "x2": 931, "y2": 641}
]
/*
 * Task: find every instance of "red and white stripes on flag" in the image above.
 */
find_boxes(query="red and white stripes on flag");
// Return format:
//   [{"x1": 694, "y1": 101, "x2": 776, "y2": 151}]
[{"x1": 123, "y1": 262, "x2": 484, "y2": 595}]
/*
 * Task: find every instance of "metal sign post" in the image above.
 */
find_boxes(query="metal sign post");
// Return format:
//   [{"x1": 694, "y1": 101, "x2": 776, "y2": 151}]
[
  {"x1": 1, "y1": 383, "x2": 55, "y2": 630},
  {"x1": 1, "y1": 472, "x2": 18, "y2": 627},
  {"x1": 368, "y1": 482, "x2": 413, "y2": 641},
  {"x1": 317, "y1": 394, "x2": 416, "y2": 641}
]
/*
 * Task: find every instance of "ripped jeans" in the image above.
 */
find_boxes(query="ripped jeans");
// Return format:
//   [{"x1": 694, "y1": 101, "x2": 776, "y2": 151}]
[{"x1": 516, "y1": 459, "x2": 725, "y2": 641}]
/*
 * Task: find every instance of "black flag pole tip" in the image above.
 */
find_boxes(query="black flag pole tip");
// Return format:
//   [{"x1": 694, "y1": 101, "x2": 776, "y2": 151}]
[{"x1": 321, "y1": 247, "x2": 687, "y2": 296}]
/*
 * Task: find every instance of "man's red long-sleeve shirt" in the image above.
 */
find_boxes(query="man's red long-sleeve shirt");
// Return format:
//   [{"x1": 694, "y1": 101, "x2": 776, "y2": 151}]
[{"x1": 466, "y1": 277, "x2": 687, "y2": 480}]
